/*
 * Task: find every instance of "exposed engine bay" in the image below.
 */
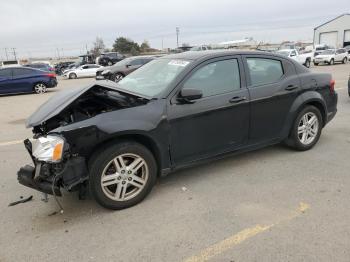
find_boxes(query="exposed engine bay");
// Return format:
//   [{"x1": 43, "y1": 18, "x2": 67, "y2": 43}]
[{"x1": 33, "y1": 85, "x2": 149, "y2": 134}]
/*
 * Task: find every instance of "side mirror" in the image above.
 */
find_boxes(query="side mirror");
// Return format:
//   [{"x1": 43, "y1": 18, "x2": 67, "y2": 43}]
[
  {"x1": 178, "y1": 88, "x2": 202, "y2": 103},
  {"x1": 126, "y1": 64, "x2": 131, "y2": 68}
]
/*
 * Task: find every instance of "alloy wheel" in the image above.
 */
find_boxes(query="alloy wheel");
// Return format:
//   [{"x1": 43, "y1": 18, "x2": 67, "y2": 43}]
[
  {"x1": 100, "y1": 153, "x2": 149, "y2": 201},
  {"x1": 114, "y1": 73, "x2": 124, "y2": 82},
  {"x1": 34, "y1": 83, "x2": 47, "y2": 94},
  {"x1": 297, "y1": 112, "x2": 319, "y2": 145}
]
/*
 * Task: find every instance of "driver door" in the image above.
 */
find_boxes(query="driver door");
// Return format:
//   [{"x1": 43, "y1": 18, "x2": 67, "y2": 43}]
[{"x1": 168, "y1": 56, "x2": 250, "y2": 166}]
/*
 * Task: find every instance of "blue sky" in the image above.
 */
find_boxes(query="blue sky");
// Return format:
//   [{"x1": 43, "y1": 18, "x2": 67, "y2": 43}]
[{"x1": 0, "y1": 0, "x2": 348, "y2": 59}]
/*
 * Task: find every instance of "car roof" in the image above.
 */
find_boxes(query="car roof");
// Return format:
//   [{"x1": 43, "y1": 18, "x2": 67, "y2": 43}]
[{"x1": 161, "y1": 50, "x2": 283, "y2": 61}]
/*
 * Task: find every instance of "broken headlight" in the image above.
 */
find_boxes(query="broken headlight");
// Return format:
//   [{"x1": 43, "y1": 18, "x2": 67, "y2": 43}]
[{"x1": 32, "y1": 135, "x2": 65, "y2": 163}]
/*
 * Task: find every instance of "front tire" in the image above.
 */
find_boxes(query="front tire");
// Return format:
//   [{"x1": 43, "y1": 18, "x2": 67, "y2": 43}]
[
  {"x1": 285, "y1": 106, "x2": 323, "y2": 151},
  {"x1": 342, "y1": 57, "x2": 347, "y2": 64},
  {"x1": 329, "y1": 59, "x2": 334, "y2": 65},
  {"x1": 69, "y1": 73, "x2": 77, "y2": 79},
  {"x1": 304, "y1": 59, "x2": 311, "y2": 68},
  {"x1": 314, "y1": 62, "x2": 319, "y2": 66},
  {"x1": 89, "y1": 141, "x2": 157, "y2": 210}
]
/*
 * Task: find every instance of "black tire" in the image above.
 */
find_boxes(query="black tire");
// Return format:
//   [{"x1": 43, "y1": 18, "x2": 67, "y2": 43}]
[
  {"x1": 33, "y1": 82, "x2": 47, "y2": 94},
  {"x1": 314, "y1": 62, "x2": 319, "y2": 66},
  {"x1": 114, "y1": 73, "x2": 124, "y2": 82},
  {"x1": 69, "y1": 73, "x2": 77, "y2": 79},
  {"x1": 89, "y1": 141, "x2": 157, "y2": 210},
  {"x1": 285, "y1": 105, "x2": 323, "y2": 151},
  {"x1": 304, "y1": 59, "x2": 311, "y2": 68},
  {"x1": 342, "y1": 57, "x2": 347, "y2": 64},
  {"x1": 329, "y1": 59, "x2": 334, "y2": 65}
]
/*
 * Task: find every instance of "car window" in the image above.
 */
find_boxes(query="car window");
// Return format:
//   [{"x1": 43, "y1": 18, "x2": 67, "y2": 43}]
[
  {"x1": 291, "y1": 51, "x2": 297, "y2": 56},
  {"x1": 130, "y1": 59, "x2": 144, "y2": 66},
  {"x1": 246, "y1": 58, "x2": 284, "y2": 86},
  {"x1": 0, "y1": 69, "x2": 12, "y2": 77},
  {"x1": 183, "y1": 59, "x2": 241, "y2": 97},
  {"x1": 12, "y1": 68, "x2": 35, "y2": 76}
]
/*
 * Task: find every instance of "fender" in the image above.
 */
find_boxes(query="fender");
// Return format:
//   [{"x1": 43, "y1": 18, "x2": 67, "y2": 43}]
[{"x1": 280, "y1": 91, "x2": 327, "y2": 139}]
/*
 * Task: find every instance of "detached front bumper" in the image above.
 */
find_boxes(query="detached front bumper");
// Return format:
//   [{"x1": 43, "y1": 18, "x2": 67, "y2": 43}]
[{"x1": 17, "y1": 139, "x2": 88, "y2": 196}]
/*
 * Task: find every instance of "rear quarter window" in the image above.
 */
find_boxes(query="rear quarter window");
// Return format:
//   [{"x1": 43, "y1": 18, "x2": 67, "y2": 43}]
[{"x1": 246, "y1": 58, "x2": 284, "y2": 86}]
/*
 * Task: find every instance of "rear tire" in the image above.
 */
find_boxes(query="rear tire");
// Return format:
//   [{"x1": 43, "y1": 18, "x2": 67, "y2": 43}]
[
  {"x1": 304, "y1": 59, "x2": 311, "y2": 68},
  {"x1": 314, "y1": 62, "x2": 319, "y2": 66},
  {"x1": 89, "y1": 141, "x2": 157, "y2": 210},
  {"x1": 285, "y1": 106, "x2": 323, "y2": 151},
  {"x1": 33, "y1": 83, "x2": 47, "y2": 94},
  {"x1": 69, "y1": 73, "x2": 77, "y2": 79},
  {"x1": 114, "y1": 73, "x2": 124, "y2": 82},
  {"x1": 342, "y1": 57, "x2": 347, "y2": 64},
  {"x1": 329, "y1": 59, "x2": 334, "y2": 65}
]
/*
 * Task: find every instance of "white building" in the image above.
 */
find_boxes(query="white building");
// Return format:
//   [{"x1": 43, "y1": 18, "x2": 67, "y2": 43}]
[{"x1": 314, "y1": 13, "x2": 350, "y2": 48}]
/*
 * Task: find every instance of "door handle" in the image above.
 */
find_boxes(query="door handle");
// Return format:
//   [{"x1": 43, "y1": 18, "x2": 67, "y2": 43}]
[
  {"x1": 229, "y1": 96, "x2": 246, "y2": 103},
  {"x1": 285, "y1": 85, "x2": 298, "y2": 91}
]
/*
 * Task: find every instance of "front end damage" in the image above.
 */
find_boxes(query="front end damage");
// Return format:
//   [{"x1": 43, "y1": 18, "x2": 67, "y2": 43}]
[
  {"x1": 18, "y1": 138, "x2": 88, "y2": 196},
  {"x1": 17, "y1": 83, "x2": 150, "y2": 197}
]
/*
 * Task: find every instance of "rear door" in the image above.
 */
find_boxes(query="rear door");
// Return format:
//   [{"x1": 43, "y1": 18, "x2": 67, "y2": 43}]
[
  {"x1": 242, "y1": 55, "x2": 301, "y2": 144},
  {"x1": 12, "y1": 68, "x2": 35, "y2": 92},
  {"x1": 0, "y1": 68, "x2": 13, "y2": 94}
]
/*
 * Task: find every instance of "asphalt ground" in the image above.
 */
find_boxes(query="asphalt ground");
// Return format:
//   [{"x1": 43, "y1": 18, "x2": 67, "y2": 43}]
[{"x1": 0, "y1": 63, "x2": 349, "y2": 262}]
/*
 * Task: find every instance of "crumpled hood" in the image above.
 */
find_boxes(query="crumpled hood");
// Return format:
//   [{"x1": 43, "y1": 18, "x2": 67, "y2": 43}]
[
  {"x1": 26, "y1": 81, "x2": 150, "y2": 129},
  {"x1": 26, "y1": 85, "x2": 92, "y2": 128}
]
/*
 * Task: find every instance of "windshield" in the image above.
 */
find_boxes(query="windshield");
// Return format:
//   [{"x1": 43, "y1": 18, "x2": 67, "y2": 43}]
[
  {"x1": 276, "y1": 50, "x2": 290, "y2": 57},
  {"x1": 117, "y1": 58, "x2": 191, "y2": 97},
  {"x1": 321, "y1": 50, "x2": 335, "y2": 55}
]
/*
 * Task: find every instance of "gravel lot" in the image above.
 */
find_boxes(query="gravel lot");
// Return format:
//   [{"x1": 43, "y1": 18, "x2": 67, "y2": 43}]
[{"x1": 0, "y1": 63, "x2": 349, "y2": 262}]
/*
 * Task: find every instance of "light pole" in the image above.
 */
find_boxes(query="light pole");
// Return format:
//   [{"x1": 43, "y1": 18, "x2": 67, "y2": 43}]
[{"x1": 176, "y1": 27, "x2": 179, "y2": 48}]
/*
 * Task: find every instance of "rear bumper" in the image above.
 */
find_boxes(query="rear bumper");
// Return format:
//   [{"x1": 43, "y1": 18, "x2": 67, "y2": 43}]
[
  {"x1": 47, "y1": 78, "x2": 57, "y2": 88},
  {"x1": 326, "y1": 92, "x2": 338, "y2": 125}
]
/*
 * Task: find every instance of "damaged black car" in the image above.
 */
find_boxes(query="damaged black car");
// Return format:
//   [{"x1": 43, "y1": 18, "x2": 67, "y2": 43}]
[{"x1": 18, "y1": 51, "x2": 337, "y2": 210}]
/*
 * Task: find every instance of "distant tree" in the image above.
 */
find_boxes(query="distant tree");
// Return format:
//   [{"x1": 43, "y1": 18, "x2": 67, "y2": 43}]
[
  {"x1": 140, "y1": 40, "x2": 151, "y2": 52},
  {"x1": 91, "y1": 37, "x2": 105, "y2": 57},
  {"x1": 113, "y1": 37, "x2": 140, "y2": 54}
]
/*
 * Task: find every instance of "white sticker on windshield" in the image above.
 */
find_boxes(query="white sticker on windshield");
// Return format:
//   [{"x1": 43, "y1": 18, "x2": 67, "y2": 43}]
[{"x1": 168, "y1": 60, "x2": 190, "y2": 67}]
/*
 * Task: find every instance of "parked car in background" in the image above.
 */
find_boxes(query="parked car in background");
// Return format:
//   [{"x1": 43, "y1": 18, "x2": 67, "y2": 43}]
[
  {"x1": 344, "y1": 45, "x2": 350, "y2": 54},
  {"x1": 96, "y1": 52, "x2": 125, "y2": 66},
  {"x1": 54, "y1": 61, "x2": 75, "y2": 75},
  {"x1": 276, "y1": 49, "x2": 312, "y2": 68},
  {"x1": 24, "y1": 63, "x2": 55, "y2": 72},
  {"x1": 190, "y1": 45, "x2": 212, "y2": 51},
  {"x1": 96, "y1": 56, "x2": 156, "y2": 82},
  {"x1": 0, "y1": 67, "x2": 57, "y2": 95},
  {"x1": 314, "y1": 44, "x2": 334, "y2": 57},
  {"x1": 18, "y1": 50, "x2": 337, "y2": 210},
  {"x1": 314, "y1": 48, "x2": 348, "y2": 65},
  {"x1": 0, "y1": 60, "x2": 20, "y2": 68},
  {"x1": 63, "y1": 64, "x2": 101, "y2": 79}
]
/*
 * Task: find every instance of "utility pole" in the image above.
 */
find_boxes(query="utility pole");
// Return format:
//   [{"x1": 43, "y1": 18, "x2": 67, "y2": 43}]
[
  {"x1": 176, "y1": 27, "x2": 179, "y2": 48},
  {"x1": 161, "y1": 37, "x2": 164, "y2": 50},
  {"x1": 56, "y1": 48, "x2": 60, "y2": 60},
  {"x1": 4, "y1": 48, "x2": 9, "y2": 60},
  {"x1": 12, "y1": 48, "x2": 17, "y2": 60}
]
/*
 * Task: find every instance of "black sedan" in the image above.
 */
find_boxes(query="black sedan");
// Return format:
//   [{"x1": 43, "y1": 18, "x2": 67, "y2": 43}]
[
  {"x1": 95, "y1": 55, "x2": 157, "y2": 82},
  {"x1": 0, "y1": 67, "x2": 57, "y2": 95},
  {"x1": 18, "y1": 51, "x2": 337, "y2": 210}
]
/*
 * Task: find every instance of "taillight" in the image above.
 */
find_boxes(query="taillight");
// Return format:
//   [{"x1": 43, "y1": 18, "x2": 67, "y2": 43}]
[
  {"x1": 330, "y1": 79, "x2": 335, "y2": 94},
  {"x1": 45, "y1": 73, "x2": 56, "y2": 78}
]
